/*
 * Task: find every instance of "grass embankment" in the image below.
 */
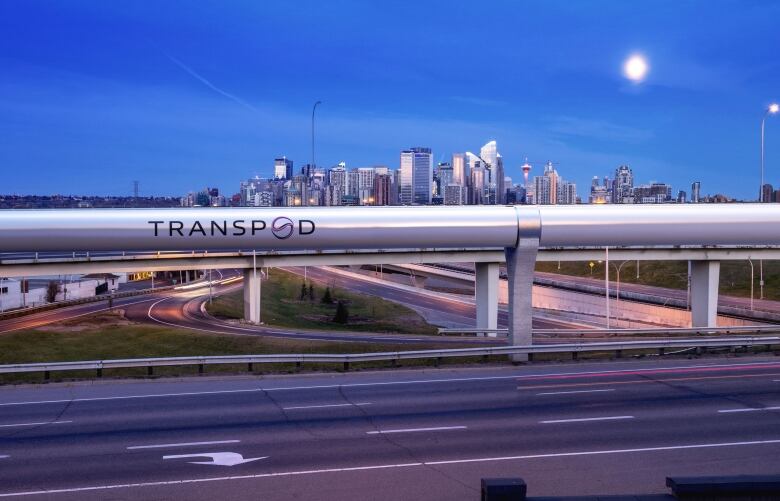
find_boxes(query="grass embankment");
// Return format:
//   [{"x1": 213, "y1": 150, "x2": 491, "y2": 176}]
[
  {"x1": 206, "y1": 268, "x2": 437, "y2": 335},
  {"x1": 0, "y1": 310, "x2": 473, "y2": 384},
  {"x1": 536, "y1": 260, "x2": 780, "y2": 301}
]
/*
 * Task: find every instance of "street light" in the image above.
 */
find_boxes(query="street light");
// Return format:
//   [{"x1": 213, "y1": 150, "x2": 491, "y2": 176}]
[
  {"x1": 611, "y1": 260, "x2": 631, "y2": 302},
  {"x1": 760, "y1": 103, "x2": 778, "y2": 202},
  {"x1": 759, "y1": 103, "x2": 777, "y2": 300},
  {"x1": 748, "y1": 259, "x2": 755, "y2": 311}
]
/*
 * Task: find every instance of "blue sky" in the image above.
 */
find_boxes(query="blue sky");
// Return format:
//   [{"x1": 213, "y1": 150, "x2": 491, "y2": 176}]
[{"x1": 1, "y1": 0, "x2": 779, "y2": 199}]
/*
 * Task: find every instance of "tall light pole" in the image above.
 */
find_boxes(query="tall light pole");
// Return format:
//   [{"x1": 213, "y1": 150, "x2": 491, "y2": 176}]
[
  {"x1": 760, "y1": 103, "x2": 779, "y2": 202},
  {"x1": 759, "y1": 103, "x2": 778, "y2": 300},
  {"x1": 312, "y1": 101, "x2": 322, "y2": 170},
  {"x1": 612, "y1": 260, "x2": 631, "y2": 302}
]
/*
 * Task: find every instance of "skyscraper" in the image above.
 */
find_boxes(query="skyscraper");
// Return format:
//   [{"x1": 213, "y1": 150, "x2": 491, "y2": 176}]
[
  {"x1": 612, "y1": 165, "x2": 634, "y2": 203},
  {"x1": 274, "y1": 157, "x2": 293, "y2": 180},
  {"x1": 451, "y1": 153, "x2": 467, "y2": 187},
  {"x1": 399, "y1": 147, "x2": 433, "y2": 205},
  {"x1": 691, "y1": 181, "x2": 701, "y2": 203}
]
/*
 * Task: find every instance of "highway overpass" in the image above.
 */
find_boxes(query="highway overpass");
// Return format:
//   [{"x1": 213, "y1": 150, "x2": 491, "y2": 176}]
[{"x1": 2, "y1": 205, "x2": 780, "y2": 360}]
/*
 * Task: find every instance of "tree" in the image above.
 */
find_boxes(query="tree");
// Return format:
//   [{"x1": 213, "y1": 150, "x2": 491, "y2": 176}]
[
  {"x1": 321, "y1": 287, "x2": 333, "y2": 304},
  {"x1": 308, "y1": 284, "x2": 315, "y2": 302},
  {"x1": 333, "y1": 300, "x2": 349, "y2": 324},
  {"x1": 299, "y1": 282, "x2": 307, "y2": 301},
  {"x1": 45, "y1": 281, "x2": 59, "y2": 303}
]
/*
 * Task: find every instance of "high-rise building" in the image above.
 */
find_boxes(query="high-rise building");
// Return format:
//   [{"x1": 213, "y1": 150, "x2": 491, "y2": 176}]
[
  {"x1": 374, "y1": 173, "x2": 394, "y2": 206},
  {"x1": 399, "y1": 147, "x2": 432, "y2": 205},
  {"x1": 533, "y1": 175, "x2": 552, "y2": 205},
  {"x1": 691, "y1": 181, "x2": 701, "y2": 203},
  {"x1": 444, "y1": 184, "x2": 465, "y2": 205},
  {"x1": 274, "y1": 157, "x2": 293, "y2": 180},
  {"x1": 762, "y1": 183, "x2": 774, "y2": 203},
  {"x1": 589, "y1": 176, "x2": 611, "y2": 204},
  {"x1": 677, "y1": 190, "x2": 687, "y2": 204},
  {"x1": 451, "y1": 153, "x2": 467, "y2": 187},
  {"x1": 436, "y1": 162, "x2": 454, "y2": 197},
  {"x1": 612, "y1": 165, "x2": 634, "y2": 203}
]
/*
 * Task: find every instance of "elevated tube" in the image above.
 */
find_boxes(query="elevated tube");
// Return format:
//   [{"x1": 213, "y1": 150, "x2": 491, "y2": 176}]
[{"x1": 0, "y1": 204, "x2": 780, "y2": 253}]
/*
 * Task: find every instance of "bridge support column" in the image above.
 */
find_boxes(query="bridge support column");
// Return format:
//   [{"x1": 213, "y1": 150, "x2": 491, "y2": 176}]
[
  {"x1": 243, "y1": 269, "x2": 261, "y2": 324},
  {"x1": 691, "y1": 260, "x2": 720, "y2": 328},
  {"x1": 505, "y1": 236, "x2": 540, "y2": 361},
  {"x1": 475, "y1": 262, "x2": 499, "y2": 335}
]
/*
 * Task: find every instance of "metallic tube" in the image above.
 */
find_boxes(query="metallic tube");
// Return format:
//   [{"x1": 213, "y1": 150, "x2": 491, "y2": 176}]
[
  {"x1": 0, "y1": 206, "x2": 521, "y2": 252},
  {"x1": 1, "y1": 204, "x2": 780, "y2": 253},
  {"x1": 536, "y1": 204, "x2": 780, "y2": 247}
]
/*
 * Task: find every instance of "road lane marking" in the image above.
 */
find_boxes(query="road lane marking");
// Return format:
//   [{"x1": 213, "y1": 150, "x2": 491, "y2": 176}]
[
  {"x1": 541, "y1": 416, "x2": 633, "y2": 424},
  {"x1": 718, "y1": 406, "x2": 780, "y2": 413},
  {"x1": 0, "y1": 420, "x2": 72, "y2": 428},
  {"x1": 4, "y1": 360, "x2": 780, "y2": 408},
  {"x1": 127, "y1": 440, "x2": 240, "y2": 450},
  {"x1": 537, "y1": 389, "x2": 615, "y2": 396},
  {"x1": 520, "y1": 372, "x2": 780, "y2": 391},
  {"x1": 366, "y1": 426, "x2": 466, "y2": 434},
  {"x1": 283, "y1": 403, "x2": 371, "y2": 410},
  {"x1": 0, "y1": 455, "x2": 8, "y2": 459},
  {"x1": 163, "y1": 452, "x2": 266, "y2": 466},
  {"x1": 4, "y1": 439, "x2": 780, "y2": 497},
  {"x1": 0, "y1": 389, "x2": 262, "y2": 407}
]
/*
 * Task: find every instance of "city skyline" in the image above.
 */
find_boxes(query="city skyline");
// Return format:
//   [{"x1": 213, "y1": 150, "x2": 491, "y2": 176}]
[{"x1": 1, "y1": 1, "x2": 779, "y2": 199}]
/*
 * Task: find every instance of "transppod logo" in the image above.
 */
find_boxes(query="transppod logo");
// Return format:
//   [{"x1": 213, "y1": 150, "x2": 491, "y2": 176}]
[{"x1": 271, "y1": 217, "x2": 295, "y2": 239}]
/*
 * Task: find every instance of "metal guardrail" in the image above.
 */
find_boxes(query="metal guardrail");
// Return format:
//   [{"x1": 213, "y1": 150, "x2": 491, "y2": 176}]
[
  {"x1": 437, "y1": 325, "x2": 780, "y2": 337},
  {"x1": 2, "y1": 336, "x2": 778, "y2": 379}
]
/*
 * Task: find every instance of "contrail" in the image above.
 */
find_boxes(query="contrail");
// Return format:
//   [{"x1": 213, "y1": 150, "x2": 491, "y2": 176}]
[{"x1": 165, "y1": 53, "x2": 257, "y2": 112}]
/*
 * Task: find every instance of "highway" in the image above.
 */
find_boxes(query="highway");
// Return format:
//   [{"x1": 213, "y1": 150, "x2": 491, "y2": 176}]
[
  {"x1": 1, "y1": 357, "x2": 780, "y2": 499},
  {"x1": 1, "y1": 265, "x2": 580, "y2": 341}
]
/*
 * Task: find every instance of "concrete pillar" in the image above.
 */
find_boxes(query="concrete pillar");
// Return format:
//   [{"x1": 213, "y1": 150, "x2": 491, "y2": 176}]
[
  {"x1": 475, "y1": 262, "x2": 499, "y2": 333},
  {"x1": 505, "y1": 236, "x2": 540, "y2": 361},
  {"x1": 690, "y1": 260, "x2": 720, "y2": 327},
  {"x1": 243, "y1": 268, "x2": 261, "y2": 324}
]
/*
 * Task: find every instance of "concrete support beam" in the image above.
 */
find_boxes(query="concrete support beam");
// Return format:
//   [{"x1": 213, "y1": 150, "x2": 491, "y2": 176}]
[
  {"x1": 505, "y1": 237, "x2": 540, "y2": 361},
  {"x1": 243, "y1": 268, "x2": 261, "y2": 324},
  {"x1": 690, "y1": 260, "x2": 720, "y2": 327},
  {"x1": 475, "y1": 262, "x2": 499, "y2": 333}
]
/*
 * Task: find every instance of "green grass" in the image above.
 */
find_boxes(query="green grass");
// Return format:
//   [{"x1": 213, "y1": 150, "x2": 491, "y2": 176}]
[
  {"x1": 207, "y1": 268, "x2": 437, "y2": 335},
  {"x1": 536, "y1": 260, "x2": 780, "y2": 301},
  {"x1": 0, "y1": 317, "x2": 473, "y2": 384}
]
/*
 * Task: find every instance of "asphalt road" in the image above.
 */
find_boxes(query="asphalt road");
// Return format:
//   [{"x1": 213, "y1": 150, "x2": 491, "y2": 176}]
[{"x1": 1, "y1": 357, "x2": 780, "y2": 499}]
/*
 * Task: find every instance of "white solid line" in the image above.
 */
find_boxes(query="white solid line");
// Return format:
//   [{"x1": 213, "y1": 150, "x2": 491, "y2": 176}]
[
  {"x1": 537, "y1": 389, "x2": 616, "y2": 396},
  {"x1": 0, "y1": 455, "x2": 8, "y2": 459},
  {"x1": 4, "y1": 439, "x2": 780, "y2": 497},
  {"x1": 541, "y1": 416, "x2": 634, "y2": 424},
  {"x1": 0, "y1": 388, "x2": 262, "y2": 407},
  {"x1": 283, "y1": 403, "x2": 371, "y2": 410},
  {"x1": 0, "y1": 420, "x2": 72, "y2": 428},
  {"x1": 422, "y1": 438, "x2": 780, "y2": 466},
  {"x1": 718, "y1": 406, "x2": 780, "y2": 413},
  {"x1": 127, "y1": 440, "x2": 240, "y2": 450},
  {"x1": 4, "y1": 360, "x2": 780, "y2": 407},
  {"x1": 366, "y1": 426, "x2": 467, "y2": 435}
]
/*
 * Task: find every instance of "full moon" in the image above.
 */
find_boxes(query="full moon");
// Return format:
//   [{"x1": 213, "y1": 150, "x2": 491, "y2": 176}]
[{"x1": 623, "y1": 54, "x2": 649, "y2": 82}]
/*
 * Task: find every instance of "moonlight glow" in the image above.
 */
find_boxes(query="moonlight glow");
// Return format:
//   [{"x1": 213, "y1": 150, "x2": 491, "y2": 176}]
[{"x1": 623, "y1": 54, "x2": 649, "y2": 82}]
